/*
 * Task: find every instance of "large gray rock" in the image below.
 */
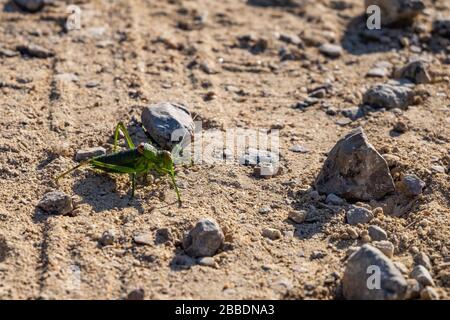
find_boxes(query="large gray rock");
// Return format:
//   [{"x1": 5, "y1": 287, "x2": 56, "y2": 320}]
[
  {"x1": 365, "y1": 0, "x2": 425, "y2": 26},
  {"x1": 394, "y1": 60, "x2": 432, "y2": 84},
  {"x1": 183, "y1": 218, "x2": 224, "y2": 257},
  {"x1": 13, "y1": 0, "x2": 45, "y2": 12},
  {"x1": 363, "y1": 84, "x2": 415, "y2": 110},
  {"x1": 343, "y1": 244, "x2": 407, "y2": 300},
  {"x1": 38, "y1": 191, "x2": 73, "y2": 215},
  {"x1": 315, "y1": 127, "x2": 395, "y2": 201},
  {"x1": 141, "y1": 102, "x2": 195, "y2": 149}
]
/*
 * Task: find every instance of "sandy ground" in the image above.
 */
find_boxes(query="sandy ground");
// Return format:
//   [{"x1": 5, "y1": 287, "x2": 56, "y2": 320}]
[{"x1": 0, "y1": 0, "x2": 449, "y2": 299}]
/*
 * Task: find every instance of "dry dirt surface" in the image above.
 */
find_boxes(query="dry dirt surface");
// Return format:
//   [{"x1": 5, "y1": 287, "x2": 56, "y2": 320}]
[{"x1": 0, "y1": 0, "x2": 449, "y2": 300}]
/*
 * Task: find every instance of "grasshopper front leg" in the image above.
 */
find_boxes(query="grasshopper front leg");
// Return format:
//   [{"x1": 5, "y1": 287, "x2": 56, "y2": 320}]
[
  {"x1": 113, "y1": 122, "x2": 139, "y2": 198},
  {"x1": 114, "y1": 122, "x2": 135, "y2": 152}
]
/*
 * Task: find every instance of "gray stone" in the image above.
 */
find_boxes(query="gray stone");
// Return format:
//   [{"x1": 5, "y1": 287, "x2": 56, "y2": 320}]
[
  {"x1": 141, "y1": 102, "x2": 195, "y2": 149},
  {"x1": 288, "y1": 210, "x2": 307, "y2": 224},
  {"x1": 0, "y1": 47, "x2": 19, "y2": 58},
  {"x1": 315, "y1": 127, "x2": 395, "y2": 201},
  {"x1": 368, "y1": 225, "x2": 388, "y2": 241},
  {"x1": 133, "y1": 233, "x2": 153, "y2": 246},
  {"x1": 183, "y1": 218, "x2": 224, "y2": 257},
  {"x1": 343, "y1": 244, "x2": 407, "y2": 300},
  {"x1": 325, "y1": 193, "x2": 345, "y2": 205},
  {"x1": 363, "y1": 84, "x2": 415, "y2": 110},
  {"x1": 430, "y1": 165, "x2": 445, "y2": 173},
  {"x1": 394, "y1": 60, "x2": 432, "y2": 84},
  {"x1": 397, "y1": 174, "x2": 425, "y2": 196},
  {"x1": 100, "y1": 230, "x2": 115, "y2": 246},
  {"x1": 239, "y1": 148, "x2": 279, "y2": 166},
  {"x1": 16, "y1": 43, "x2": 54, "y2": 59},
  {"x1": 262, "y1": 228, "x2": 282, "y2": 240},
  {"x1": 410, "y1": 265, "x2": 435, "y2": 287},
  {"x1": 38, "y1": 191, "x2": 73, "y2": 215},
  {"x1": 414, "y1": 252, "x2": 432, "y2": 270},
  {"x1": 366, "y1": 68, "x2": 389, "y2": 78},
  {"x1": 259, "y1": 206, "x2": 272, "y2": 214},
  {"x1": 319, "y1": 43, "x2": 342, "y2": 58},
  {"x1": 289, "y1": 144, "x2": 309, "y2": 153},
  {"x1": 365, "y1": 0, "x2": 425, "y2": 26},
  {"x1": 75, "y1": 147, "x2": 106, "y2": 162},
  {"x1": 13, "y1": 0, "x2": 44, "y2": 12},
  {"x1": 346, "y1": 206, "x2": 374, "y2": 225}
]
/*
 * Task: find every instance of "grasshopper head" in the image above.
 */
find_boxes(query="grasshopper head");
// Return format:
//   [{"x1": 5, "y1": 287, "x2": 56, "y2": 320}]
[
  {"x1": 137, "y1": 143, "x2": 159, "y2": 160},
  {"x1": 160, "y1": 150, "x2": 174, "y2": 171}
]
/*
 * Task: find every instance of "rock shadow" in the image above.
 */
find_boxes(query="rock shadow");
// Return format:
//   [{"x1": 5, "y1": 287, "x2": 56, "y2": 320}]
[
  {"x1": 341, "y1": 15, "x2": 449, "y2": 55},
  {"x1": 287, "y1": 188, "x2": 344, "y2": 241}
]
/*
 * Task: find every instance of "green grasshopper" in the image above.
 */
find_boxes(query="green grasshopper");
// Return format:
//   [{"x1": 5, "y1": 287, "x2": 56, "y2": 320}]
[{"x1": 56, "y1": 122, "x2": 182, "y2": 206}]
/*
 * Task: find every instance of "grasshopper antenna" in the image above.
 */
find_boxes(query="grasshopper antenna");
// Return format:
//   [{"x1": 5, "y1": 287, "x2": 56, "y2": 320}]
[
  {"x1": 169, "y1": 170, "x2": 182, "y2": 207},
  {"x1": 55, "y1": 160, "x2": 89, "y2": 182}
]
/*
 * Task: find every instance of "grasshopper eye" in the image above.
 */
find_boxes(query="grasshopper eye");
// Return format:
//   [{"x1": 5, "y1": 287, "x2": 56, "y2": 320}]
[
  {"x1": 162, "y1": 150, "x2": 172, "y2": 162},
  {"x1": 137, "y1": 143, "x2": 145, "y2": 154}
]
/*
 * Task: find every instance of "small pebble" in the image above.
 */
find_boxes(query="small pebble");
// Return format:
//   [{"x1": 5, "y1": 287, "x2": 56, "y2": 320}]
[
  {"x1": 133, "y1": 233, "x2": 153, "y2": 246},
  {"x1": 346, "y1": 206, "x2": 374, "y2": 225},
  {"x1": 288, "y1": 210, "x2": 307, "y2": 224},
  {"x1": 319, "y1": 43, "x2": 342, "y2": 58},
  {"x1": 368, "y1": 225, "x2": 388, "y2": 241},
  {"x1": 397, "y1": 174, "x2": 426, "y2": 196},
  {"x1": 197, "y1": 257, "x2": 217, "y2": 268},
  {"x1": 183, "y1": 218, "x2": 224, "y2": 257},
  {"x1": 127, "y1": 288, "x2": 145, "y2": 300},
  {"x1": 289, "y1": 144, "x2": 309, "y2": 153},
  {"x1": 414, "y1": 252, "x2": 432, "y2": 271},
  {"x1": 411, "y1": 265, "x2": 435, "y2": 287},
  {"x1": 372, "y1": 240, "x2": 395, "y2": 258},
  {"x1": 262, "y1": 228, "x2": 282, "y2": 240},
  {"x1": 325, "y1": 193, "x2": 344, "y2": 205},
  {"x1": 100, "y1": 230, "x2": 115, "y2": 246},
  {"x1": 410, "y1": 265, "x2": 434, "y2": 287},
  {"x1": 259, "y1": 206, "x2": 272, "y2": 214},
  {"x1": 430, "y1": 165, "x2": 445, "y2": 174},
  {"x1": 38, "y1": 191, "x2": 73, "y2": 215},
  {"x1": 75, "y1": 147, "x2": 106, "y2": 162}
]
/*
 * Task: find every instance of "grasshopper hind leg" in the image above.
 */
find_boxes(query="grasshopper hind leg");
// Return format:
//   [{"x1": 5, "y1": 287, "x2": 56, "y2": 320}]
[{"x1": 131, "y1": 173, "x2": 136, "y2": 198}]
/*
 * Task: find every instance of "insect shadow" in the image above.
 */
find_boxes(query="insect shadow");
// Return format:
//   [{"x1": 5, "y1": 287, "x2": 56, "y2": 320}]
[{"x1": 71, "y1": 171, "x2": 144, "y2": 214}]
